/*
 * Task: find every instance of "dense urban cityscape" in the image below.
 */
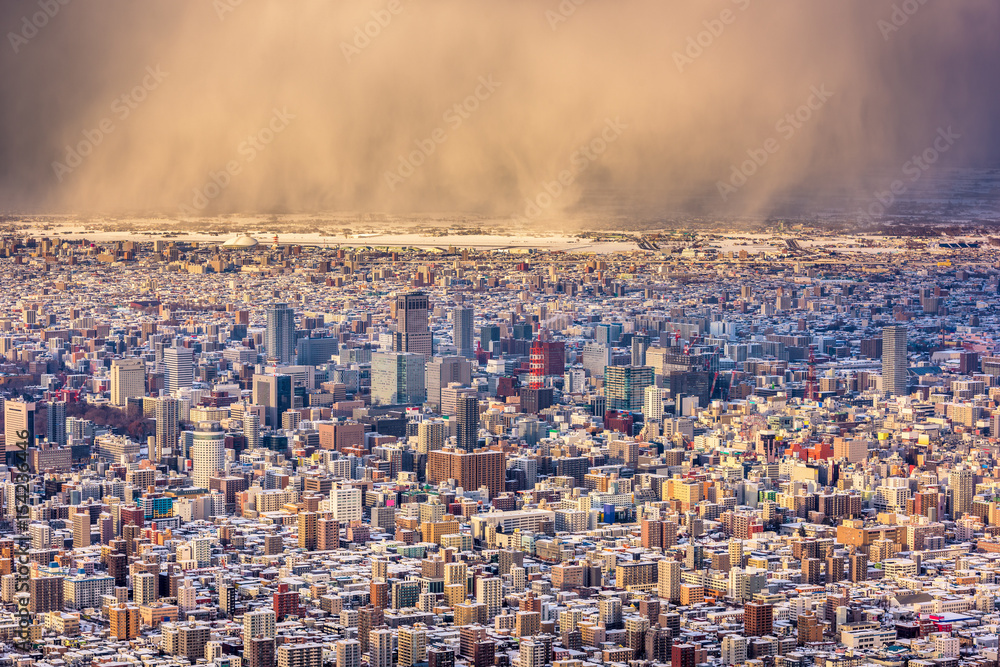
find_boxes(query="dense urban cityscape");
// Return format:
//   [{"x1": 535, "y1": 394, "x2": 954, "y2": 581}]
[{"x1": 0, "y1": 231, "x2": 997, "y2": 667}]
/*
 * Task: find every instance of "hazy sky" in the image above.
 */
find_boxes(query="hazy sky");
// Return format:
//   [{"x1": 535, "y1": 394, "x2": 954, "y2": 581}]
[{"x1": 0, "y1": 0, "x2": 997, "y2": 221}]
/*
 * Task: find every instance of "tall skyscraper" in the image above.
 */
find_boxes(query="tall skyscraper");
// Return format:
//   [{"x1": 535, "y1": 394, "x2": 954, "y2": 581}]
[
  {"x1": 243, "y1": 410, "x2": 261, "y2": 449},
  {"x1": 164, "y1": 345, "x2": 194, "y2": 395},
  {"x1": 46, "y1": 400, "x2": 66, "y2": 447},
  {"x1": 393, "y1": 291, "x2": 432, "y2": 359},
  {"x1": 253, "y1": 374, "x2": 293, "y2": 428},
  {"x1": 4, "y1": 400, "x2": 35, "y2": 465},
  {"x1": 456, "y1": 395, "x2": 480, "y2": 452},
  {"x1": 155, "y1": 397, "x2": 179, "y2": 464},
  {"x1": 192, "y1": 421, "x2": 226, "y2": 489},
  {"x1": 882, "y1": 325, "x2": 908, "y2": 396},
  {"x1": 110, "y1": 358, "x2": 145, "y2": 406},
  {"x1": 266, "y1": 303, "x2": 296, "y2": 365},
  {"x1": 604, "y1": 365, "x2": 654, "y2": 412},
  {"x1": 371, "y1": 352, "x2": 426, "y2": 405},
  {"x1": 426, "y1": 356, "x2": 472, "y2": 411},
  {"x1": 453, "y1": 306, "x2": 474, "y2": 358}
]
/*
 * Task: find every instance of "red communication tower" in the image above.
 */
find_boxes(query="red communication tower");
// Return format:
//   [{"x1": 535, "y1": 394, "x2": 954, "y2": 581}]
[{"x1": 529, "y1": 338, "x2": 545, "y2": 390}]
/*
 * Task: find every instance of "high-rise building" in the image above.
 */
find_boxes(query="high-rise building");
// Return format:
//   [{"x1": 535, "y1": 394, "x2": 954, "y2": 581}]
[
  {"x1": 4, "y1": 399, "x2": 35, "y2": 464},
  {"x1": 111, "y1": 358, "x2": 145, "y2": 406},
  {"x1": 192, "y1": 421, "x2": 226, "y2": 490},
  {"x1": 46, "y1": 400, "x2": 66, "y2": 447},
  {"x1": 371, "y1": 352, "x2": 426, "y2": 405},
  {"x1": 519, "y1": 638, "x2": 547, "y2": 667},
  {"x1": 882, "y1": 325, "x2": 908, "y2": 396},
  {"x1": 266, "y1": 303, "x2": 296, "y2": 365},
  {"x1": 244, "y1": 410, "x2": 261, "y2": 449},
  {"x1": 399, "y1": 624, "x2": 428, "y2": 667},
  {"x1": 155, "y1": 396, "x2": 179, "y2": 464},
  {"x1": 244, "y1": 608, "x2": 277, "y2": 639},
  {"x1": 72, "y1": 512, "x2": 91, "y2": 549},
  {"x1": 247, "y1": 637, "x2": 276, "y2": 667},
  {"x1": 456, "y1": 395, "x2": 480, "y2": 452},
  {"x1": 28, "y1": 576, "x2": 63, "y2": 613},
  {"x1": 475, "y1": 577, "x2": 502, "y2": 619},
  {"x1": 298, "y1": 511, "x2": 317, "y2": 550},
  {"x1": 632, "y1": 334, "x2": 651, "y2": 366},
  {"x1": 671, "y1": 643, "x2": 695, "y2": 667},
  {"x1": 453, "y1": 306, "x2": 474, "y2": 358},
  {"x1": 643, "y1": 386, "x2": 670, "y2": 422},
  {"x1": 253, "y1": 374, "x2": 293, "y2": 428},
  {"x1": 164, "y1": 346, "x2": 194, "y2": 395},
  {"x1": 277, "y1": 643, "x2": 323, "y2": 667},
  {"x1": 110, "y1": 604, "x2": 140, "y2": 640},
  {"x1": 604, "y1": 365, "x2": 654, "y2": 412},
  {"x1": 427, "y1": 448, "x2": 505, "y2": 496},
  {"x1": 949, "y1": 467, "x2": 975, "y2": 519},
  {"x1": 393, "y1": 291, "x2": 432, "y2": 359},
  {"x1": 744, "y1": 601, "x2": 773, "y2": 636},
  {"x1": 426, "y1": 356, "x2": 472, "y2": 410},
  {"x1": 134, "y1": 571, "x2": 157, "y2": 605},
  {"x1": 599, "y1": 596, "x2": 623, "y2": 629},
  {"x1": 657, "y1": 559, "x2": 680, "y2": 601},
  {"x1": 370, "y1": 627, "x2": 394, "y2": 667},
  {"x1": 336, "y1": 639, "x2": 361, "y2": 667}
]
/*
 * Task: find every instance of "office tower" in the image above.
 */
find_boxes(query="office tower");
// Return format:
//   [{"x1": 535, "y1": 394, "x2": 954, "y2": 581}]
[
  {"x1": 296, "y1": 336, "x2": 339, "y2": 366},
  {"x1": 336, "y1": 639, "x2": 361, "y2": 667},
  {"x1": 479, "y1": 324, "x2": 500, "y2": 352},
  {"x1": 134, "y1": 572, "x2": 157, "y2": 605},
  {"x1": 581, "y1": 342, "x2": 611, "y2": 379},
  {"x1": 882, "y1": 325, "x2": 908, "y2": 396},
  {"x1": 253, "y1": 373, "x2": 293, "y2": 428},
  {"x1": 949, "y1": 467, "x2": 975, "y2": 519},
  {"x1": 476, "y1": 577, "x2": 501, "y2": 619},
  {"x1": 72, "y1": 512, "x2": 90, "y2": 548},
  {"x1": 370, "y1": 628, "x2": 394, "y2": 667},
  {"x1": 46, "y1": 400, "x2": 66, "y2": 446},
  {"x1": 111, "y1": 358, "x2": 145, "y2": 406},
  {"x1": 244, "y1": 410, "x2": 261, "y2": 449},
  {"x1": 541, "y1": 340, "x2": 566, "y2": 376},
  {"x1": 632, "y1": 334, "x2": 651, "y2": 366},
  {"x1": 456, "y1": 395, "x2": 479, "y2": 452},
  {"x1": 371, "y1": 352, "x2": 426, "y2": 405},
  {"x1": 744, "y1": 601, "x2": 773, "y2": 636},
  {"x1": 164, "y1": 345, "x2": 194, "y2": 395},
  {"x1": 599, "y1": 596, "x2": 623, "y2": 629},
  {"x1": 393, "y1": 291, "x2": 432, "y2": 359},
  {"x1": 244, "y1": 608, "x2": 277, "y2": 639},
  {"x1": 399, "y1": 625, "x2": 428, "y2": 667},
  {"x1": 643, "y1": 386, "x2": 670, "y2": 422},
  {"x1": 4, "y1": 399, "x2": 35, "y2": 464},
  {"x1": 427, "y1": 448, "x2": 505, "y2": 496},
  {"x1": 298, "y1": 511, "x2": 317, "y2": 550},
  {"x1": 266, "y1": 303, "x2": 296, "y2": 364},
  {"x1": 604, "y1": 365, "x2": 654, "y2": 412},
  {"x1": 110, "y1": 604, "x2": 140, "y2": 640},
  {"x1": 426, "y1": 356, "x2": 472, "y2": 410},
  {"x1": 453, "y1": 306, "x2": 474, "y2": 358},
  {"x1": 155, "y1": 396, "x2": 179, "y2": 464},
  {"x1": 247, "y1": 637, "x2": 276, "y2": 667},
  {"x1": 192, "y1": 421, "x2": 225, "y2": 489},
  {"x1": 277, "y1": 643, "x2": 323, "y2": 667}
]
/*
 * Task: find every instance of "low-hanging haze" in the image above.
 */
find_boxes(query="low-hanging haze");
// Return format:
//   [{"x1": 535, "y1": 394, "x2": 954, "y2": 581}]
[{"x1": 0, "y1": 0, "x2": 998, "y2": 222}]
